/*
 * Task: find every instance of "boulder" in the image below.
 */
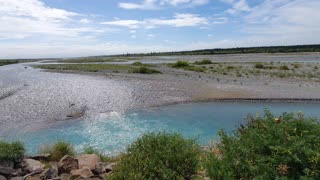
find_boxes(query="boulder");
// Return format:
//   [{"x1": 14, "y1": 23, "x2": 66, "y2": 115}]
[
  {"x1": 105, "y1": 163, "x2": 116, "y2": 173},
  {"x1": 93, "y1": 162, "x2": 116, "y2": 175},
  {"x1": 60, "y1": 173, "x2": 72, "y2": 180},
  {"x1": 21, "y1": 159, "x2": 45, "y2": 173},
  {"x1": 76, "y1": 154, "x2": 100, "y2": 170},
  {"x1": 58, "y1": 155, "x2": 79, "y2": 174},
  {"x1": 25, "y1": 174, "x2": 40, "y2": 180},
  {"x1": 0, "y1": 175, "x2": 6, "y2": 180},
  {"x1": 70, "y1": 167, "x2": 94, "y2": 178},
  {"x1": 0, "y1": 166, "x2": 14, "y2": 176},
  {"x1": 9, "y1": 177, "x2": 23, "y2": 180},
  {"x1": 40, "y1": 168, "x2": 59, "y2": 180}
]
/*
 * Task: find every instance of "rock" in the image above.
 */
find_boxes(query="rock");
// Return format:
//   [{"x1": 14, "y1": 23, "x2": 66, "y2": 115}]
[
  {"x1": 93, "y1": 162, "x2": 116, "y2": 175},
  {"x1": 77, "y1": 154, "x2": 100, "y2": 170},
  {"x1": 70, "y1": 167, "x2": 94, "y2": 178},
  {"x1": 94, "y1": 162, "x2": 106, "y2": 174},
  {"x1": 0, "y1": 175, "x2": 6, "y2": 180},
  {"x1": 11, "y1": 168, "x2": 25, "y2": 177},
  {"x1": 60, "y1": 173, "x2": 72, "y2": 180},
  {"x1": 25, "y1": 174, "x2": 40, "y2": 180},
  {"x1": 105, "y1": 163, "x2": 116, "y2": 173},
  {"x1": 0, "y1": 166, "x2": 14, "y2": 176},
  {"x1": 58, "y1": 155, "x2": 79, "y2": 174},
  {"x1": 21, "y1": 159, "x2": 45, "y2": 173},
  {"x1": 9, "y1": 177, "x2": 23, "y2": 180},
  {"x1": 40, "y1": 168, "x2": 59, "y2": 180}
]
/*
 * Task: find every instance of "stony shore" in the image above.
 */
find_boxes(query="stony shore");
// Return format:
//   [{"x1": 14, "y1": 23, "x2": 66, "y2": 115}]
[{"x1": 0, "y1": 154, "x2": 115, "y2": 180}]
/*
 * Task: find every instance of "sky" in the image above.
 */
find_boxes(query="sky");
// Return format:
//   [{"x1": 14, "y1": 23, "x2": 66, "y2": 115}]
[{"x1": 0, "y1": 0, "x2": 319, "y2": 58}]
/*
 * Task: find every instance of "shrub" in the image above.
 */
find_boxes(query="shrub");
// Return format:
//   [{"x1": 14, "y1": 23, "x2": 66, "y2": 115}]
[
  {"x1": 254, "y1": 63, "x2": 264, "y2": 69},
  {"x1": 171, "y1": 61, "x2": 189, "y2": 68},
  {"x1": 132, "y1": 61, "x2": 143, "y2": 66},
  {"x1": 280, "y1": 65, "x2": 290, "y2": 70},
  {"x1": 205, "y1": 110, "x2": 320, "y2": 179},
  {"x1": 0, "y1": 141, "x2": 25, "y2": 164},
  {"x1": 131, "y1": 66, "x2": 162, "y2": 74},
  {"x1": 194, "y1": 59, "x2": 212, "y2": 65},
  {"x1": 40, "y1": 141, "x2": 75, "y2": 161},
  {"x1": 110, "y1": 132, "x2": 201, "y2": 179},
  {"x1": 184, "y1": 66, "x2": 205, "y2": 72}
]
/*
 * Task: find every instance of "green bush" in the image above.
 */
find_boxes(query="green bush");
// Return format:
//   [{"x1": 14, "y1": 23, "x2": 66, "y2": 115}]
[
  {"x1": 205, "y1": 110, "x2": 320, "y2": 179},
  {"x1": 131, "y1": 66, "x2": 162, "y2": 74},
  {"x1": 110, "y1": 132, "x2": 201, "y2": 179},
  {"x1": 254, "y1": 63, "x2": 264, "y2": 69},
  {"x1": 194, "y1": 59, "x2": 212, "y2": 65},
  {"x1": 280, "y1": 65, "x2": 290, "y2": 70},
  {"x1": 40, "y1": 141, "x2": 75, "y2": 161},
  {"x1": 132, "y1": 61, "x2": 143, "y2": 66},
  {"x1": 0, "y1": 141, "x2": 25, "y2": 164},
  {"x1": 171, "y1": 61, "x2": 190, "y2": 68}
]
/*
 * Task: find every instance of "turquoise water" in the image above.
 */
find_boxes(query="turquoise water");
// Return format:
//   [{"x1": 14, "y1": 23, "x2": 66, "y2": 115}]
[{"x1": 9, "y1": 102, "x2": 320, "y2": 155}]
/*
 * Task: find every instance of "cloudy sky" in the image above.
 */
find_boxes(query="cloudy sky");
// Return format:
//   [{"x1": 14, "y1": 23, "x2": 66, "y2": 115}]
[{"x1": 0, "y1": 0, "x2": 319, "y2": 58}]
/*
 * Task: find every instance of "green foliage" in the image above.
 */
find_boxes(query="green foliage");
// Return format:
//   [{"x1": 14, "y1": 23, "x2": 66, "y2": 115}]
[
  {"x1": 132, "y1": 61, "x2": 143, "y2": 66},
  {"x1": 110, "y1": 132, "x2": 201, "y2": 179},
  {"x1": 0, "y1": 60, "x2": 18, "y2": 66},
  {"x1": 194, "y1": 59, "x2": 212, "y2": 65},
  {"x1": 205, "y1": 110, "x2": 320, "y2": 179},
  {"x1": 254, "y1": 63, "x2": 265, "y2": 69},
  {"x1": 280, "y1": 65, "x2": 290, "y2": 70},
  {"x1": 171, "y1": 61, "x2": 190, "y2": 68},
  {"x1": 40, "y1": 141, "x2": 76, "y2": 161},
  {"x1": 0, "y1": 141, "x2": 25, "y2": 164},
  {"x1": 131, "y1": 66, "x2": 162, "y2": 74}
]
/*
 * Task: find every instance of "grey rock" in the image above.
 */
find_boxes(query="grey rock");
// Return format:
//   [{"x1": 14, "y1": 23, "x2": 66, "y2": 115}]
[
  {"x1": 40, "y1": 168, "x2": 59, "y2": 180},
  {"x1": 60, "y1": 173, "x2": 72, "y2": 180},
  {"x1": 105, "y1": 163, "x2": 116, "y2": 173},
  {"x1": 0, "y1": 175, "x2": 6, "y2": 180},
  {"x1": 0, "y1": 166, "x2": 14, "y2": 176},
  {"x1": 9, "y1": 177, "x2": 23, "y2": 180},
  {"x1": 58, "y1": 155, "x2": 79, "y2": 174},
  {"x1": 21, "y1": 159, "x2": 45, "y2": 173}
]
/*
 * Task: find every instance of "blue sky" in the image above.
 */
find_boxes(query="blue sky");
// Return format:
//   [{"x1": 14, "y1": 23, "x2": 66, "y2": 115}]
[{"x1": 0, "y1": 0, "x2": 319, "y2": 58}]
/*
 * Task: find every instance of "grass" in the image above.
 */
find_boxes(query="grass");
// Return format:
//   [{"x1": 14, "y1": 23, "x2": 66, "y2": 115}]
[
  {"x1": 0, "y1": 60, "x2": 19, "y2": 66},
  {"x1": 39, "y1": 141, "x2": 76, "y2": 161},
  {"x1": 194, "y1": 59, "x2": 213, "y2": 65},
  {"x1": 170, "y1": 61, "x2": 205, "y2": 72},
  {"x1": 0, "y1": 141, "x2": 25, "y2": 164},
  {"x1": 130, "y1": 66, "x2": 162, "y2": 74},
  {"x1": 36, "y1": 64, "x2": 134, "y2": 72},
  {"x1": 52, "y1": 57, "x2": 133, "y2": 63}
]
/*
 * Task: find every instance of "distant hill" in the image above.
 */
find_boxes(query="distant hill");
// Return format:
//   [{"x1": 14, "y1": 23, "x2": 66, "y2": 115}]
[{"x1": 114, "y1": 44, "x2": 320, "y2": 57}]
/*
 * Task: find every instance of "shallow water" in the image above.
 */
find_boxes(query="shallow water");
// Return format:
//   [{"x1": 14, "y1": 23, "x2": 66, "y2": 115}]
[{"x1": 6, "y1": 102, "x2": 320, "y2": 156}]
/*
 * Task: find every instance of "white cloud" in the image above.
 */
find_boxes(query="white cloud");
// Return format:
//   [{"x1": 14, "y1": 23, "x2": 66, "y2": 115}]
[
  {"x1": 221, "y1": 0, "x2": 251, "y2": 14},
  {"x1": 80, "y1": 18, "x2": 91, "y2": 24},
  {"x1": 118, "y1": 0, "x2": 208, "y2": 10},
  {"x1": 0, "y1": 0, "x2": 104, "y2": 40},
  {"x1": 244, "y1": 0, "x2": 320, "y2": 38},
  {"x1": 101, "y1": 13, "x2": 208, "y2": 29}
]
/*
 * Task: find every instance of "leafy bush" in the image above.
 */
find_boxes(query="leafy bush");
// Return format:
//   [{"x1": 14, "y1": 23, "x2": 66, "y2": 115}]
[
  {"x1": 40, "y1": 141, "x2": 76, "y2": 161},
  {"x1": 0, "y1": 141, "x2": 25, "y2": 164},
  {"x1": 194, "y1": 59, "x2": 212, "y2": 65},
  {"x1": 110, "y1": 132, "x2": 201, "y2": 179},
  {"x1": 131, "y1": 66, "x2": 162, "y2": 74},
  {"x1": 254, "y1": 63, "x2": 264, "y2": 69},
  {"x1": 280, "y1": 65, "x2": 290, "y2": 70},
  {"x1": 132, "y1": 61, "x2": 143, "y2": 66},
  {"x1": 205, "y1": 110, "x2": 320, "y2": 179},
  {"x1": 171, "y1": 61, "x2": 190, "y2": 68}
]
